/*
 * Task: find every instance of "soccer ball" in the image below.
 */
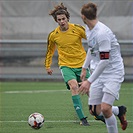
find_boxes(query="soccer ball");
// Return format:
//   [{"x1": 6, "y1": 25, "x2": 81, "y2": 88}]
[{"x1": 28, "y1": 112, "x2": 44, "y2": 129}]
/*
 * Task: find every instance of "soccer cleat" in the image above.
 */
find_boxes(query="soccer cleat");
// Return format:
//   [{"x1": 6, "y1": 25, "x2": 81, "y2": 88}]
[
  {"x1": 80, "y1": 117, "x2": 90, "y2": 126},
  {"x1": 117, "y1": 106, "x2": 128, "y2": 130},
  {"x1": 94, "y1": 115, "x2": 105, "y2": 123}
]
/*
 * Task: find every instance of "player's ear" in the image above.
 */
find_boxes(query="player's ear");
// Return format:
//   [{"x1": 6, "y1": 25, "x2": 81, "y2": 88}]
[
  {"x1": 84, "y1": 15, "x2": 88, "y2": 20},
  {"x1": 81, "y1": 14, "x2": 85, "y2": 20}
]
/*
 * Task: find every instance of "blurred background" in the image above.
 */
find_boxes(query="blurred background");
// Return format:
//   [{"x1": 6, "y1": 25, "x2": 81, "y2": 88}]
[{"x1": 0, "y1": 0, "x2": 133, "y2": 81}]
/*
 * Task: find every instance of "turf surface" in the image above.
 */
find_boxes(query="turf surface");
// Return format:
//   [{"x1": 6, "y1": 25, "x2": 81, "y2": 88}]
[{"x1": 0, "y1": 82, "x2": 133, "y2": 133}]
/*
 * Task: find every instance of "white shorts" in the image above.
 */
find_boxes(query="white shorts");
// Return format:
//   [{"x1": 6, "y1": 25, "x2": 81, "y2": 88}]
[{"x1": 88, "y1": 77, "x2": 123, "y2": 105}]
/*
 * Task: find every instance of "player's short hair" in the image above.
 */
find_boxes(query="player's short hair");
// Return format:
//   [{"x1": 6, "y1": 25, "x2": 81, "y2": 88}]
[
  {"x1": 49, "y1": 3, "x2": 70, "y2": 22},
  {"x1": 81, "y1": 2, "x2": 97, "y2": 20}
]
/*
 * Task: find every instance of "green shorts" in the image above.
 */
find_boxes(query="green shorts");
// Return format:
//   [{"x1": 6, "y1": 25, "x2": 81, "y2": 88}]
[{"x1": 60, "y1": 66, "x2": 90, "y2": 90}]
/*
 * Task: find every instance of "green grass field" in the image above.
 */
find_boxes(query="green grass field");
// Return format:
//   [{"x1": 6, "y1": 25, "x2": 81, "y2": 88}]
[{"x1": 0, "y1": 82, "x2": 133, "y2": 133}]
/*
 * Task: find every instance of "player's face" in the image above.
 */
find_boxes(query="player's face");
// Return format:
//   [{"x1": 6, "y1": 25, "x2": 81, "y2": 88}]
[{"x1": 56, "y1": 14, "x2": 69, "y2": 31}]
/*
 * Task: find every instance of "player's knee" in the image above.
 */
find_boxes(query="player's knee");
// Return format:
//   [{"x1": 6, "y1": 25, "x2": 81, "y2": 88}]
[
  {"x1": 101, "y1": 107, "x2": 107, "y2": 113},
  {"x1": 68, "y1": 80, "x2": 78, "y2": 90},
  {"x1": 101, "y1": 103, "x2": 112, "y2": 117},
  {"x1": 71, "y1": 84, "x2": 78, "y2": 90},
  {"x1": 68, "y1": 80, "x2": 79, "y2": 95}
]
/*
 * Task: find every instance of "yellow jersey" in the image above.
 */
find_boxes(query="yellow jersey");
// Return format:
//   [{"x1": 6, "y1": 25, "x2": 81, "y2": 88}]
[{"x1": 45, "y1": 23, "x2": 87, "y2": 69}]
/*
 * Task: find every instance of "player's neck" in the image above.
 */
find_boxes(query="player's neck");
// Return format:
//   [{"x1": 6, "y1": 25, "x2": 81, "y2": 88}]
[
  {"x1": 60, "y1": 23, "x2": 69, "y2": 31},
  {"x1": 87, "y1": 19, "x2": 98, "y2": 30}
]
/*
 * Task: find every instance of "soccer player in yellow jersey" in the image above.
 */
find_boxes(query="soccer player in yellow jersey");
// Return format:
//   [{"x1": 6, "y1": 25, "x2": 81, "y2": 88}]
[{"x1": 44, "y1": 3, "x2": 90, "y2": 126}]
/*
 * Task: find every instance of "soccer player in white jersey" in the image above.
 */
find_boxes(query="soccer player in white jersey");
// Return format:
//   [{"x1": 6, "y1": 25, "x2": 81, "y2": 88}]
[{"x1": 79, "y1": 2, "x2": 128, "y2": 133}]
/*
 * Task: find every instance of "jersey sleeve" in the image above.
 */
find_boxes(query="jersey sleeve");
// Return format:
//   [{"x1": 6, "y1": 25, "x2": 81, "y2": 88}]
[
  {"x1": 44, "y1": 32, "x2": 56, "y2": 69},
  {"x1": 74, "y1": 24, "x2": 86, "y2": 39},
  {"x1": 87, "y1": 59, "x2": 109, "y2": 83},
  {"x1": 97, "y1": 33, "x2": 111, "y2": 52}
]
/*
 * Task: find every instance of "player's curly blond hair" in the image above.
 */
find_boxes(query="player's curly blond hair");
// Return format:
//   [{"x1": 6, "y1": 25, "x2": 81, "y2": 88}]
[{"x1": 49, "y1": 3, "x2": 70, "y2": 22}]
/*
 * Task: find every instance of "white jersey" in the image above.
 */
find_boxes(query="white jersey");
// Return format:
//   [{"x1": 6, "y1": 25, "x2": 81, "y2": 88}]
[{"x1": 85, "y1": 21, "x2": 124, "y2": 80}]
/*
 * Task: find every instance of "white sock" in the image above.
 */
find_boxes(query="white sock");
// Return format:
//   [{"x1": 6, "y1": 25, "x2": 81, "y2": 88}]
[
  {"x1": 112, "y1": 106, "x2": 119, "y2": 116},
  {"x1": 105, "y1": 114, "x2": 118, "y2": 133}
]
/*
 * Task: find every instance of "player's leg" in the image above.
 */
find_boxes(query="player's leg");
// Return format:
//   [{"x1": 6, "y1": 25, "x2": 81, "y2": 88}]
[
  {"x1": 88, "y1": 79, "x2": 118, "y2": 133},
  {"x1": 90, "y1": 102, "x2": 128, "y2": 129},
  {"x1": 89, "y1": 104, "x2": 105, "y2": 123},
  {"x1": 92, "y1": 80, "x2": 127, "y2": 130},
  {"x1": 88, "y1": 78, "x2": 105, "y2": 122},
  {"x1": 103, "y1": 81, "x2": 128, "y2": 130},
  {"x1": 60, "y1": 66, "x2": 89, "y2": 126},
  {"x1": 102, "y1": 93, "x2": 118, "y2": 133},
  {"x1": 90, "y1": 102, "x2": 128, "y2": 130},
  {"x1": 68, "y1": 79, "x2": 89, "y2": 126},
  {"x1": 73, "y1": 67, "x2": 91, "y2": 126}
]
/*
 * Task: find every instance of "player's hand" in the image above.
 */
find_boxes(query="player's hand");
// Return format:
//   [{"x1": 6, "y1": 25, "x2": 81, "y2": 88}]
[
  {"x1": 78, "y1": 80, "x2": 91, "y2": 95},
  {"x1": 46, "y1": 68, "x2": 53, "y2": 75},
  {"x1": 80, "y1": 68, "x2": 86, "y2": 81}
]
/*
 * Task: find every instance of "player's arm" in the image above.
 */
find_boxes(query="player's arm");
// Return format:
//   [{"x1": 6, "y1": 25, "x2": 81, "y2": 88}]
[
  {"x1": 44, "y1": 33, "x2": 56, "y2": 75},
  {"x1": 80, "y1": 48, "x2": 92, "y2": 81},
  {"x1": 82, "y1": 48, "x2": 92, "y2": 68},
  {"x1": 87, "y1": 56, "x2": 109, "y2": 83},
  {"x1": 87, "y1": 39, "x2": 111, "y2": 83}
]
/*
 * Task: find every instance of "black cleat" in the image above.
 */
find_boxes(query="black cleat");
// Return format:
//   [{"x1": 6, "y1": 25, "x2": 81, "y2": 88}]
[
  {"x1": 94, "y1": 115, "x2": 105, "y2": 123},
  {"x1": 80, "y1": 117, "x2": 90, "y2": 126},
  {"x1": 117, "y1": 106, "x2": 128, "y2": 130}
]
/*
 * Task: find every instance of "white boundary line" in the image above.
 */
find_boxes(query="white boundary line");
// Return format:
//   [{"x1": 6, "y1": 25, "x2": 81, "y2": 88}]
[
  {"x1": 3, "y1": 90, "x2": 69, "y2": 94},
  {"x1": 0, "y1": 120, "x2": 88, "y2": 123},
  {"x1": 3, "y1": 88, "x2": 133, "y2": 94},
  {"x1": 0, "y1": 120, "x2": 132, "y2": 123}
]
